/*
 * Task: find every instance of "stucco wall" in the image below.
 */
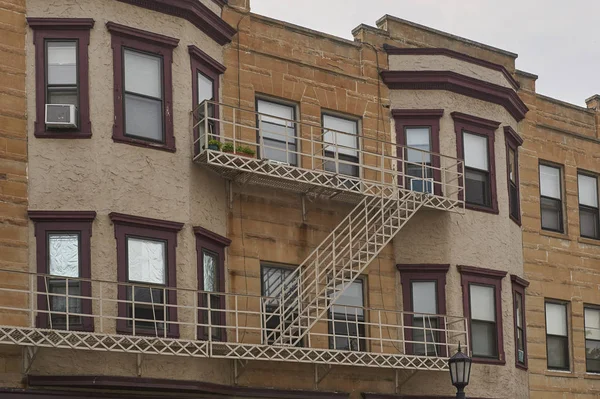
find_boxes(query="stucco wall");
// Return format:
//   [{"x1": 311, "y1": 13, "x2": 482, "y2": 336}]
[{"x1": 388, "y1": 54, "x2": 514, "y2": 89}]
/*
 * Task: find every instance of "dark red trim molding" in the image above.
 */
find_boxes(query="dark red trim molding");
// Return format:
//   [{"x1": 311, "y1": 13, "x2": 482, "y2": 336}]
[
  {"x1": 194, "y1": 225, "x2": 231, "y2": 246},
  {"x1": 212, "y1": 0, "x2": 228, "y2": 7},
  {"x1": 26, "y1": 375, "x2": 349, "y2": 398},
  {"x1": 397, "y1": 264, "x2": 449, "y2": 356},
  {"x1": 392, "y1": 109, "x2": 443, "y2": 196},
  {"x1": 27, "y1": 18, "x2": 94, "y2": 138},
  {"x1": 504, "y1": 126, "x2": 523, "y2": 226},
  {"x1": 189, "y1": 44, "x2": 226, "y2": 74},
  {"x1": 452, "y1": 112, "x2": 500, "y2": 214},
  {"x1": 458, "y1": 265, "x2": 506, "y2": 365},
  {"x1": 107, "y1": 22, "x2": 179, "y2": 152},
  {"x1": 504, "y1": 126, "x2": 523, "y2": 147},
  {"x1": 29, "y1": 210, "x2": 96, "y2": 332},
  {"x1": 383, "y1": 44, "x2": 520, "y2": 90},
  {"x1": 116, "y1": 0, "x2": 236, "y2": 45},
  {"x1": 109, "y1": 212, "x2": 184, "y2": 338},
  {"x1": 511, "y1": 274, "x2": 529, "y2": 370},
  {"x1": 380, "y1": 70, "x2": 528, "y2": 122}
]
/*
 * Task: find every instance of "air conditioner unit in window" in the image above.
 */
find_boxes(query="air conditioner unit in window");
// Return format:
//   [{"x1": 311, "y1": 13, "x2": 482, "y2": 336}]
[
  {"x1": 45, "y1": 104, "x2": 77, "y2": 128},
  {"x1": 410, "y1": 177, "x2": 434, "y2": 194}
]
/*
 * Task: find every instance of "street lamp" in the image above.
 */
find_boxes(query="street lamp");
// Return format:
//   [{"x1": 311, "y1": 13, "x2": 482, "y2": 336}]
[{"x1": 448, "y1": 343, "x2": 471, "y2": 399}]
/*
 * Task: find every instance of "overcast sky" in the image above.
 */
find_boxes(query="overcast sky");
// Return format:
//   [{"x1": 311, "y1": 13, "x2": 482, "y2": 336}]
[{"x1": 251, "y1": 0, "x2": 600, "y2": 107}]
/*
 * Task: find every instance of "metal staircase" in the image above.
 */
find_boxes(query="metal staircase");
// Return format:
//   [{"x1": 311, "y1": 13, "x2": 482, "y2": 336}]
[{"x1": 266, "y1": 190, "x2": 425, "y2": 346}]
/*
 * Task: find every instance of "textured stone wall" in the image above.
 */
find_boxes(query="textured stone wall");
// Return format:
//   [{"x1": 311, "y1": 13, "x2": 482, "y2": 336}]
[
  {"x1": 517, "y1": 70, "x2": 600, "y2": 399},
  {"x1": 0, "y1": 0, "x2": 28, "y2": 388}
]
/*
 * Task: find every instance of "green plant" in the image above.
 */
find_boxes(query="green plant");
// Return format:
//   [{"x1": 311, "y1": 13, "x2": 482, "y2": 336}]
[
  {"x1": 222, "y1": 142, "x2": 234, "y2": 152},
  {"x1": 207, "y1": 139, "x2": 222, "y2": 150},
  {"x1": 236, "y1": 145, "x2": 256, "y2": 156}
]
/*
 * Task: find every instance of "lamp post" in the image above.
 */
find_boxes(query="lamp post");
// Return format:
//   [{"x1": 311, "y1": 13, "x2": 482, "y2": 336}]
[{"x1": 448, "y1": 343, "x2": 472, "y2": 399}]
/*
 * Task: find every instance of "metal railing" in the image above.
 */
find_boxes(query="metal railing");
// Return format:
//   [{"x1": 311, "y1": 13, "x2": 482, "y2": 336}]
[
  {"x1": 192, "y1": 100, "x2": 464, "y2": 209},
  {"x1": 0, "y1": 269, "x2": 469, "y2": 370}
]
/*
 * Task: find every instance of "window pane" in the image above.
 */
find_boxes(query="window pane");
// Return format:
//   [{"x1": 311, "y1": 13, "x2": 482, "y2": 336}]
[
  {"x1": 540, "y1": 165, "x2": 561, "y2": 199},
  {"x1": 125, "y1": 94, "x2": 163, "y2": 141},
  {"x1": 515, "y1": 292, "x2": 523, "y2": 329},
  {"x1": 508, "y1": 148, "x2": 516, "y2": 183},
  {"x1": 47, "y1": 88, "x2": 78, "y2": 106},
  {"x1": 261, "y1": 265, "x2": 298, "y2": 308},
  {"x1": 412, "y1": 317, "x2": 439, "y2": 356},
  {"x1": 586, "y1": 339, "x2": 600, "y2": 373},
  {"x1": 470, "y1": 284, "x2": 495, "y2": 322},
  {"x1": 203, "y1": 251, "x2": 218, "y2": 292},
  {"x1": 545, "y1": 302, "x2": 567, "y2": 336},
  {"x1": 579, "y1": 174, "x2": 598, "y2": 207},
  {"x1": 585, "y1": 308, "x2": 600, "y2": 340},
  {"x1": 332, "y1": 281, "x2": 364, "y2": 317},
  {"x1": 465, "y1": 169, "x2": 490, "y2": 206},
  {"x1": 472, "y1": 321, "x2": 497, "y2": 357},
  {"x1": 124, "y1": 49, "x2": 162, "y2": 99},
  {"x1": 257, "y1": 99, "x2": 294, "y2": 126},
  {"x1": 580, "y1": 207, "x2": 600, "y2": 239},
  {"x1": 510, "y1": 183, "x2": 519, "y2": 220},
  {"x1": 547, "y1": 335, "x2": 569, "y2": 369},
  {"x1": 412, "y1": 281, "x2": 437, "y2": 315},
  {"x1": 47, "y1": 41, "x2": 77, "y2": 85},
  {"x1": 541, "y1": 197, "x2": 562, "y2": 231},
  {"x1": 323, "y1": 114, "x2": 358, "y2": 157},
  {"x1": 48, "y1": 234, "x2": 80, "y2": 278},
  {"x1": 405, "y1": 127, "x2": 431, "y2": 163},
  {"x1": 198, "y1": 73, "x2": 213, "y2": 104},
  {"x1": 127, "y1": 237, "x2": 166, "y2": 285},
  {"x1": 463, "y1": 132, "x2": 488, "y2": 171},
  {"x1": 263, "y1": 138, "x2": 297, "y2": 165}
]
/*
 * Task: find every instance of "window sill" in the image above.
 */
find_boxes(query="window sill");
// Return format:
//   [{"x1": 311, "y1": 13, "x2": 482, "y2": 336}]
[
  {"x1": 545, "y1": 370, "x2": 576, "y2": 378},
  {"x1": 515, "y1": 363, "x2": 528, "y2": 371},
  {"x1": 584, "y1": 372, "x2": 600, "y2": 380},
  {"x1": 465, "y1": 203, "x2": 499, "y2": 215},
  {"x1": 35, "y1": 131, "x2": 92, "y2": 139},
  {"x1": 471, "y1": 357, "x2": 506, "y2": 365},
  {"x1": 578, "y1": 236, "x2": 600, "y2": 246},
  {"x1": 112, "y1": 136, "x2": 176, "y2": 153},
  {"x1": 540, "y1": 230, "x2": 570, "y2": 241}
]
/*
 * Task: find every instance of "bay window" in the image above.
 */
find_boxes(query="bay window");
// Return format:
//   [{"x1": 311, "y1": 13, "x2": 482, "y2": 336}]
[
  {"x1": 511, "y1": 275, "x2": 529, "y2": 369},
  {"x1": 505, "y1": 126, "x2": 523, "y2": 224},
  {"x1": 539, "y1": 163, "x2": 563, "y2": 233}
]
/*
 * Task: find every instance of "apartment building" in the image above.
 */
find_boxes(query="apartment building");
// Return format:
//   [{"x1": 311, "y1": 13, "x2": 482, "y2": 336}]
[{"x1": 0, "y1": 0, "x2": 598, "y2": 398}]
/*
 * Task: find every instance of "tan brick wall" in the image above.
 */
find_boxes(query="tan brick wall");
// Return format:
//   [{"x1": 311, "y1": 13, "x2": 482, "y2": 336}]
[
  {"x1": 517, "y1": 71, "x2": 600, "y2": 398},
  {"x1": 0, "y1": 0, "x2": 28, "y2": 388}
]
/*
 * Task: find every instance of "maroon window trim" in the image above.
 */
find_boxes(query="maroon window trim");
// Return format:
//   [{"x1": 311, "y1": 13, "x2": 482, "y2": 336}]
[
  {"x1": 189, "y1": 45, "x2": 226, "y2": 156},
  {"x1": 109, "y1": 212, "x2": 183, "y2": 338},
  {"x1": 511, "y1": 274, "x2": 529, "y2": 370},
  {"x1": 392, "y1": 109, "x2": 443, "y2": 196},
  {"x1": 194, "y1": 226, "x2": 230, "y2": 341},
  {"x1": 458, "y1": 265, "x2": 506, "y2": 365},
  {"x1": 27, "y1": 18, "x2": 94, "y2": 139},
  {"x1": 107, "y1": 22, "x2": 179, "y2": 152},
  {"x1": 28, "y1": 210, "x2": 96, "y2": 332},
  {"x1": 397, "y1": 264, "x2": 449, "y2": 357},
  {"x1": 505, "y1": 126, "x2": 523, "y2": 225},
  {"x1": 452, "y1": 112, "x2": 500, "y2": 214}
]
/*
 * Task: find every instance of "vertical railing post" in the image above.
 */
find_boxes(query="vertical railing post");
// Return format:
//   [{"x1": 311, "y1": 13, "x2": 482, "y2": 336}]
[
  {"x1": 163, "y1": 287, "x2": 167, "y2": 338},
  {"x1": 194, "y1": 291, "x2": 199, "y2": 341},
  {"x1": 132, "y1": 284, "x2": 136, "y2": 336},
  {"x1": 204, "y1": 101, "x2": 209, "y2": 148},
  {"x1": 258, "y1": 116, "x2": 264, "y2": 160},
  {"x1": 208, "y1": 290, "x2": 212, "y2": 343},
  {"x1": 378, "y1": 310, "x2": 383, "y2": 353},
  {"x1": 235, "y1": 295, "x2": 239, "y2": 343},
  {"x1": 29, "y1": 273, "x2": 34, "y2": 327},
  {"x1": 99, "y1": 282, "x2": 103, "y2": 333},
  {"x1": 232, "y1": 107, "x2": 237, "y2": 151}
]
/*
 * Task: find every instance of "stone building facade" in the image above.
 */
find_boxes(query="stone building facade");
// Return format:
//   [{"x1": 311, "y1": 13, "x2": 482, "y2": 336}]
[{"x1": 0, "y1": 0, "x2": 597, "y2": 398}]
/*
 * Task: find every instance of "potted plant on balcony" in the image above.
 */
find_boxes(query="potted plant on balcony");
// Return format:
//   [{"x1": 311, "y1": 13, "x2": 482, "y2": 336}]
[
  {"x1": 236, "y1": 145, "x2": 256, "y2": 158},
  {"x1": 222, "y1": 142, "x2": 234, "y2": 153},
  {"x1": 207, "y1": 139, "x2": 221, "y2": 151}
]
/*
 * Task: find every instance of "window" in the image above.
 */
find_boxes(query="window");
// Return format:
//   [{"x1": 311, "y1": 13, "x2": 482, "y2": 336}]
[
  {"x1": 511, "y1": 275, "x2": 529, "y2": 369},
  {"x1": 28, "y1": 210, "x2": 96, "y2": 331},
  {"x1": 393, "y1": 109, "x2": 443, "y2": 195},
  {"x1": 110, "y1": 212, "x2": 183, "y2": 337},
  {"x1": 458, "y1": 265, "x2": 506, "y2": 364},
  {"x1": 545, "y1": 301, "x2": 569, "y2": 370},
  {"x1": 261, "y1": 263, "x2": 301, "y2": 346},
  {"x1": 322, "y1": 114, "x2": 360, "y2": 177},
  {"x1": 539, "y1": 163, "x2": 563, "y2": 232},
  {"x1": 505, "y1": 126, "x2": 523, "y2": 224},
  {"x1": 578, "y1": 172, "x2": 600, "y2": 239},
  {"x1": 452, "y1": 112, "x2": 500, "y2": 213},
  {"x1": 195, "y1": 226, "x2": 231, "y2": 341},
  {"x1": 585, "y1": 306, "x2": 600, "y2": 373},
  {"x1": 257, "y1": 99, "x2": 297, "y2": 165},
  {"x1": 398, "y1": 263, "x2": 449, "y2": 356},
  {"x1": 329, "y1": 279, "x2": 366, "y2": 351},
  {"x1": 189, "y1": 45, "x2": 225, "y2": 155},
  {"x1": 27, "y1": 18, "x2": 94, "y2": 138},
  {"x1": 107, "y1": 22, "x2": 179, "y2": 152}
]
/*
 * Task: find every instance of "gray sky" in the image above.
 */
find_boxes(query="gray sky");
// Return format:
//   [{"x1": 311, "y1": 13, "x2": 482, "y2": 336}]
[{"x1": 251, "y1": 0, "x2": 600, "y2": 107}]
